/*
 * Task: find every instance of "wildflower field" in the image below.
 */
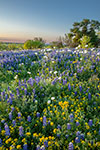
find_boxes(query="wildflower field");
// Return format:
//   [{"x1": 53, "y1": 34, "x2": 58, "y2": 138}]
[{"x1": 0, "y1": 48, "x2": 100, "y2": 150}]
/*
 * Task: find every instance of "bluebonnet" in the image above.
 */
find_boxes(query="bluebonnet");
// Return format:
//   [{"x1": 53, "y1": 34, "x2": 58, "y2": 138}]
[
  {"x1": 28, "y1": 77, "x2": 34, "y2": 86},
  {"x1": 79, "y1": 85, "x2": 82, "y2": 92},
  {"x1": 33, "y1": 89, "x2": 35, "y2": 94},
  {"x1": 68, "y1": 142, "x2": 74, "y2": 150},
  {"x1": 67, "y1": 123, "x2": 71, "y2": 130},
  {"x1": 88, "y1": 119, "x2": 93, "y2": 126},
  {"x1": 76, "y1": 131, "x2": 81, "y2": 136},
  {"x1": 19, "y1": 126, "x2": 24, "y2": 137},
  {"x1": 8, "y1": 86, "x2": 10, "y2": 91},
  {"x1": 11, "y1": 107, "x2": 15, "y2": 112},
  {"x1": 44, "y1": 140, "x2": 48, "y2": 147},
  {"x1": 8, "y1": 98, "x2": 12, "y2": 104},
  {"x1": 16, "y1": 88, "x2": 20, "y2": 96},
  {"x1": 63, "y1": 79, "x2": 67, "y2": 85},
  {"x1": 68, "y1": 83, "x2": 71, "y2": 91},
  {"x1": 0, "y1": 138, "x2": 2, "y2": 147},
  {"x1": 65, "y1": 134, "x2": 69, "y2": 139},
  {"x1": 74, "y1": 91, "x2": 77, "y2": 96},
  {"x1": 1, "y1": 119, "x2": 5, "y2": 123},
  {"x1": 36, "y1": 112, "x2": 40, "y2": 117},
  {"x1": 5, "y1": 94, "x2": 8, "y2": 100},
  {"x1": 57, "y1": 134, "x2": 60, "y2": 138},
  {"x1": 18, "y1": 112, "x2": 21, "y2": 117},
  {"x1": 69, "y1": 114, "x2": 74, "y2": 122},
  {"x1": 12, "y1": 120, "x2": 16, "y2": 127},
  {"x1": 9, "y1": 112, "x2": 12, "y2": 120},
  {"x1": 48, "y1": 121, "x2": 50, "y2": 125},
  {"x1": 43, "y1": 116, "x2": 47, "y2": 126},
  {"x1": 36, "y1": 145, "x2": 40, "y2": 150},
  {"x1": 80, "y1": 134, "x2": 85, "y2": 140},
  {"x1": 27, "y1": 116, "x2": 31, "y2": 122},
  {"x1": 35, "y1": 76, "x2": 40, "y2": 84},
  {"x1": 69, "y1": 114, "x2": 74, "y2": 119},
  {"x1": 40, "y1": 146, "x2": 45, "y2": 150},
  {"x1": 23, "y1": 143, "x2": 28, "y2": 150},
  {"x1": 24, "y1": 88, "x2": 27, "y2": 95},
  {"x1": 5, "y1": 125, "x2": 10, "y2": 136},
  {"x1": 99, "y1": 128, "x2": 100, "y2": 135},
  {"x1": 75, "y1": 137, "x2": 80, "y2": 143},
  {"x1": 57, "y1": 124, "x2": 61, "y2": 130},
  {"x1": 76, "y1": 121, "x2": 79, "y2": 126},
  {"x1": 88, "y1": 93, "x2": 91, "y2": 100}
]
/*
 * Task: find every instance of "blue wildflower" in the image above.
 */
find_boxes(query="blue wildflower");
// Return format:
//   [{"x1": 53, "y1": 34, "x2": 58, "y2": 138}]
[
  {"x1": 23, "y1": 143, "x2": 28, "y2": 150},
  {"x1": 19, "y1": 126, "x2": 24, "y2": 137},
  {"x1": 27, "y1": 116, "x2": 31, "y2": 122},
  {"x1": 5, "y1": 125, "x2": 10, "y2": 136},
  {"x1": 68, "y1": 142, "x2": 74, "y2": 150},
  {"x1": 67, "y1": 123, "x2": 71, "y2": 130},
  {"x1": 43, "y1": 116, "x2": 47, "y2": 126}
]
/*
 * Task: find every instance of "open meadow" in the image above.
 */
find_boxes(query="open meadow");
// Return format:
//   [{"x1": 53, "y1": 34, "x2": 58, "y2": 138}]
[{"x1": 0, "y1": 48, "x2": 100, "y2": 150}]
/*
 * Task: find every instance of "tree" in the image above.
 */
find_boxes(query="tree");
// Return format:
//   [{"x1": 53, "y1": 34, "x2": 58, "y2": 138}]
[
  {"x1": 24, "y1": 38, "x2": 45, "y2": 49},
  {"x1": 64, "y1": 19, "x2": 100, "y2": 48}
]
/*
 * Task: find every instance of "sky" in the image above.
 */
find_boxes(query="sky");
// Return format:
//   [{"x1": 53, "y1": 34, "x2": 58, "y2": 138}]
[{"x1": 0, "y1": 0, "x2": 100, "y2": 43}]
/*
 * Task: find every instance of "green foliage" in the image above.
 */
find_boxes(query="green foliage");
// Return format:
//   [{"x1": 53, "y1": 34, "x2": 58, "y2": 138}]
[
  {"x1": 65, "y1": 19, "x2": 100, "y2": 48},
  {"x1": 24, "y1": 38, "x2": 45, "y2": 49},
  {"x1": 8, "y1": 44, "x2": 17, "y2": 50},
  {"x1": 0, "y1": 42, "x2": 8, "y2": 51},
  {"x1": 80, "y1": 35, "x2": 93, "y2": 48}
]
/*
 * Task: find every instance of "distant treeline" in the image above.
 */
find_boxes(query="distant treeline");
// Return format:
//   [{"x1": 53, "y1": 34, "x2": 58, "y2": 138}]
[{"x1": 0, "y1": 19, "x2": 100, "y2": 50}]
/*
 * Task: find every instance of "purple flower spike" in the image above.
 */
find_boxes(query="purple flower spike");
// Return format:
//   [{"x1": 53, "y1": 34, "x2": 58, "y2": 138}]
[
  {"x1": 36, "y1": 112, "x2": 40, "y2": 117},
  {"x1": 23, "y1": 143, "x2": 28, "y2": 150},
  {"x1": 19, "y1": 126, "x2": 24, "y2": 137},
  {"x1": 44, "y1": 140, "x2": 48, "y2": 147},
  {"x1": 68, "y1": 142, "x2": 74, "y2": 150},
  {"x1": 57, "y1": 124, "x2": 61, "y2": 129},
  {"x1": 68, "y1": 83, "x2": 71, "y2": 91},
  {"x1": 0, "y1": 138, "x2": 2, "y2": 146},
  {"x1": 88, "y1": 93, "x2": 91, "y2": 100},
  {"x1": 27, "y1": 116, "x2": 31, "y2": 122},
  {"x1": 43, "y1": 116, "x2": 47, "y2": 126},
  {"x1": 9, "y1": 112, "x2": 12, "y2": 120},
  {"x1": 88, "y1": 119, "x2": 93, "y2": 126},
  {"x1": 75, "y1": 137, "x2": 80, "y2": 143},
  {"x1": 36, "y1": 145, "x2": 40, "y2": 150},
  {"x1": 24, "y1": 88, "x2": 27, "y2": 95},
  {"x1": 5, "y1": 125, "x2": 10, "y2": 136},
  {"x1": 40, "y1": 146, "x2": 45, "y2": 150},
  {"x1": 76, "y1": 121, "x2": 79, "y2": 126},
  {"x1": 67, "y1": 123, "x2": 71, "y2": 130},
  {"x1": 12, "y1": 120, "x2": 16, "y2": 127}
]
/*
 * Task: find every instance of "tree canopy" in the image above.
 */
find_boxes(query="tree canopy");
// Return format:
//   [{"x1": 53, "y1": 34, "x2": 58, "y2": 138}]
[
  {"x1": 24, "y1": 38, "x2": 45, "y2": 49},
  {"x1": 64, "y1": 19, "x2": 100, "y2": 48}
]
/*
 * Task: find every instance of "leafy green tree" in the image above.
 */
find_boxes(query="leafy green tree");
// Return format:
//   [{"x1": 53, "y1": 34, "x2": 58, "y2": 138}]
[
  {"x1": 24, "y1": 40, "x2": 33, "y2": 49},
  {"x1": 24, "y1": 38, "x2": 45, "y2": 49},
  {"x1": 65, "y1": 19, "x2": 100, "y2": 48}
]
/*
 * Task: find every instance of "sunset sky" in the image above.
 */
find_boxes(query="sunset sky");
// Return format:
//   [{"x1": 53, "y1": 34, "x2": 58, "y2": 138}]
[{"x1": 0, "y1": 0, "x2": 100, "y2": 43}]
